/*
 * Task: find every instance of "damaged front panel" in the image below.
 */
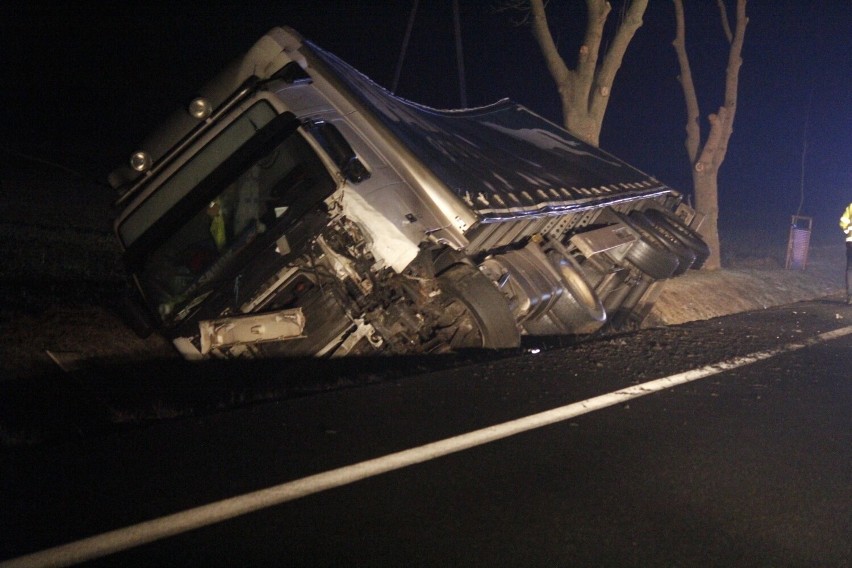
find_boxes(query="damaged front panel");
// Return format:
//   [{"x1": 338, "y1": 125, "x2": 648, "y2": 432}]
[{"x1": 199, "y1": 308, "x2": 305, "y2": 355}]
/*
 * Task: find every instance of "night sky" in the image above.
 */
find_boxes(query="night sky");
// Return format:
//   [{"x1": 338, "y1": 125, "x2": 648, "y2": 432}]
[{"x1": 2, "y1": 1, "x2": 850, "y2": 242}]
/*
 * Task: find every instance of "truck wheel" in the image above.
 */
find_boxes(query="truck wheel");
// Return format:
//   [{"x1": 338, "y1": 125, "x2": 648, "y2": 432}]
[
  {"x1": 523, "y1": 286, "x2": 607, "y2": 335},
  {"x1": 629, "y1": 210, "x2": 696, "y2": 276},
  {"x1": 523, "y1": 241, "x2": 606, "y2": 336},
  {"x1": 437, "y1": 264, "x2": 520, "y2": 349},
  {"x1": 615, "y1": 212, "x2": 680, "y2": 280},
  {"x1": 644, "y1": 208, "x2": 710, "y2": 269}
]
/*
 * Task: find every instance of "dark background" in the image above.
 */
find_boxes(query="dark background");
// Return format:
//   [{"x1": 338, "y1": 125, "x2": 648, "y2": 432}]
[{"x1": 1, "y1": 1, "x2": 849, "y2": 242}]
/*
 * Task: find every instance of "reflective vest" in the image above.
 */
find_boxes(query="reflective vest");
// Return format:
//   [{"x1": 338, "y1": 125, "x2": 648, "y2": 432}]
[
  {"x1": 841, "y1": 203, "x2": 852, "y2": 241},
  {"x1": 210, "y1": 212, "x2": 227, "y2": 251}
]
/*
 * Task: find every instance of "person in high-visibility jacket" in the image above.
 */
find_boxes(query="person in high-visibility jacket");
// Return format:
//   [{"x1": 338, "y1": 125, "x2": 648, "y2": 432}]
[
  {"x1": 207, "y1": 199, "x2": 227, "y2": 252},
  {"x1": 841, "y1": 202, "x2": 852, "y2": 303}
]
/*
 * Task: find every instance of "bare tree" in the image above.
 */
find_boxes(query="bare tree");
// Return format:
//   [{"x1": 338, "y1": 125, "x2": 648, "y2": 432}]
[
  {"x1": 507, "y1": 0, "x2": 648, "y2": 147},
  {"x1": 672, "y1": 0, "x2": 748, "y2": 270}
]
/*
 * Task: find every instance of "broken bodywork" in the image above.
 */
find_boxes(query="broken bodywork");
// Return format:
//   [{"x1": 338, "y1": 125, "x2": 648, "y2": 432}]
[{"x1": 110, "y1": 27, "x2": 709, "y2": 359}]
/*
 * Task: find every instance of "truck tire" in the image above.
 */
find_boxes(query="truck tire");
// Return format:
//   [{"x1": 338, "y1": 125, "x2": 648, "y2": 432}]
[
  {"x1": 437, "y1": 263, "x2": 520, "y2": 349},
  {"x1": 615, "y1": 212, "x2": 680, "y2": 280},
  {"x1": 628, "y1": 210, "x2": 696, "y2": 276},
  {"x1": 523, "y1": 240, "x2": 606, "y2": 336},
  {"x1": 522, "y1": 284, "x2": 606, "y2": 335},
  {"x1": 644, "y1": 208, "x2": 710, "y2": 269}
]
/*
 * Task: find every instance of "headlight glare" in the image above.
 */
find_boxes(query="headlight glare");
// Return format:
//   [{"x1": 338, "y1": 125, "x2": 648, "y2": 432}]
[
  {"x1": 130, "y1": 151, "x2": 152, "y2": 172},
  {"x1": 188, "y1": 97, "x2": 213, "y2": 120}
]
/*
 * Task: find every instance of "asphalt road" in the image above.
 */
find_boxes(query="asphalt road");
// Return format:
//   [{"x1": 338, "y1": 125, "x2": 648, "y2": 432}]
[{"x1": 2, "y1": 300, "x2": 851, "y2": 567}]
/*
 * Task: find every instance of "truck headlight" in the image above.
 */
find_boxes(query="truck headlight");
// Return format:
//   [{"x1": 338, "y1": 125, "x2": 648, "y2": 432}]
[
  {"x1": 188, "y1": 97, "x2": 213, "y2": 120},
  {"x1": 129, "y1": 151, "x2": 152, "y2": 172}
]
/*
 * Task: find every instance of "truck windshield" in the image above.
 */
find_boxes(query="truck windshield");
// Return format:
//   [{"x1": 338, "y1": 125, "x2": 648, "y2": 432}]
[
  {"x1": 119, "y1": 102, "x2": 336, "y2": 323},
  {"x1": 119, "y1": 102, "x2": 278, "y2": 248}
]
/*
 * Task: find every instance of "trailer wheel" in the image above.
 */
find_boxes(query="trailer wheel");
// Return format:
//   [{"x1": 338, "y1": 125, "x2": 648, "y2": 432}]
[
  {"x1": 644, "y1": 208, "x2": 710, "y2": 269},
  {"x1": 616, "y1": 212, "x2": 680, "y2": 280},
  {"x1": 522, "y1": 285, "x2": 607, "y2": 336},
  {"x1": 437, "y1": 264, "x2": 520, "y2": 349},
  {"x1": 523, "y1": 241, "x2": 606, "y2": 336},
  {"x1": 629, "y1": 211, "x2": 696, "y2": 276}
]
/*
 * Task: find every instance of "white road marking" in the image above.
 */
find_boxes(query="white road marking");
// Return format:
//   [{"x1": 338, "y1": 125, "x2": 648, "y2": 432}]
[{"x1": 4, "y1": 324, "x2": 852, "y2": 568}]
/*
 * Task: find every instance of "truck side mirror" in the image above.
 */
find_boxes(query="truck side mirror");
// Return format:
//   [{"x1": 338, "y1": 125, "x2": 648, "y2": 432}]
[{"x1": 308, "y1": 121, "x2": 371, "y2": 183}]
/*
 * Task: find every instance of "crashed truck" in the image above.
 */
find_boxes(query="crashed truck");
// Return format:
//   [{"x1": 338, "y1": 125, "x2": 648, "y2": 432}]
[{"x1": 109, "y1": 26, "x2": 709, "y2": 360}]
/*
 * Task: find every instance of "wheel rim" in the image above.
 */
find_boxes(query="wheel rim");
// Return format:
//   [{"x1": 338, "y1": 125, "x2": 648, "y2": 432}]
[{"x1": 545, "y1": 241, "x2": 605, "y2": 323}]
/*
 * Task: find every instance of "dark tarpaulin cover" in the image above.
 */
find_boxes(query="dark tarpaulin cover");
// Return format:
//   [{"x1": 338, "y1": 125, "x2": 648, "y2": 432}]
[{"x1": 307, "y1": 41, "x2": 672, "y2": 221}]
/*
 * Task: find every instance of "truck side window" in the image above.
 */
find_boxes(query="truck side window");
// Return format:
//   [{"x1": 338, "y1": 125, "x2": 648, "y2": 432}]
[{"x1": 307, "y1": 121, "x2": 370, "y2": 183}]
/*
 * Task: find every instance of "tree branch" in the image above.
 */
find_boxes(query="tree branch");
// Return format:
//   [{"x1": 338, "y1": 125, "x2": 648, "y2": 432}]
[
  {"x1": 522, "y1": 0, "x2": 647, "y2": 145},
  {"x1": 672, "y1": 0, "x2": 701, "y2": 166},
  {"x1": 696, "y1": 107, "x2": 727, "y2": 171},
  {"x1": 715, "y1": 0, "x2": 747, "y2": 166},
  {"x1": 575, "y1": 0, "x2": 611, "y2": 100},
  {"x1": 590, "y1": 0, "x2": 648, "y2": 118},
  {"x1": 493, "y1": 0, "x2": 533, "y2": 26},
  {"x1": 716, "y1": 0, "x2": 733, "y2": 44},
  {"x1": 529, "y1": 0, "x2": 573, "y2": 97}
]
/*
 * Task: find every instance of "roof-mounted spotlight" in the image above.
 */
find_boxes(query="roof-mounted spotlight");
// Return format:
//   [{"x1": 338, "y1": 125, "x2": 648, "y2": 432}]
[
  {"x1": 129, "y1": 151, "x2": 152, "y2": 173},
  {"x1": 188, "y1": 97, "x2": 213, "y2": 120}
]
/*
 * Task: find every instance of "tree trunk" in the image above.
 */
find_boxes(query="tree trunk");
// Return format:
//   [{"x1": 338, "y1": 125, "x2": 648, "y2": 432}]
[
  {"x1": 693, "y1": 168, "x2": 722, "y2": 270},
  {"x1": 672, "y1": 0, "x2": 747, "y2": 270}
]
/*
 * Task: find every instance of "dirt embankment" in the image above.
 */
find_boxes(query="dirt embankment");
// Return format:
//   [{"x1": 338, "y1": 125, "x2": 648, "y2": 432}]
[{"x1": 650, "y1": 244, "x2": 846, "y2": 327}]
